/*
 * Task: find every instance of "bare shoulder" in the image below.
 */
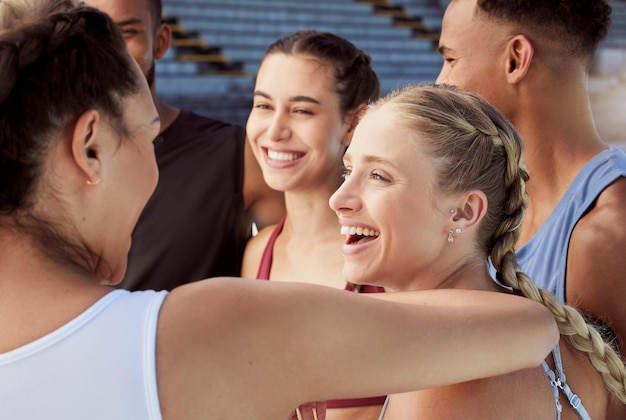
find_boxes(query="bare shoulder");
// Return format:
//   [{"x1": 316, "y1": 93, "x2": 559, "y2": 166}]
[
  {"x1": 241, "y1": 224, "x2": 277, "y2": 278},
  {"x1": 154, "y1": 278, "x2": 300, "y2": 418},
  {"x1": 387, "y1": 367, "x2": 553, "y2": 419},
  {"x1": 567, "y1": 176, "x2": 626, "y2": 356},
  {"x1": 391, "y1": 346, "x2": 606, "y2": 420},
  {"x1": 557, "y1": 340, "x2": 609, "y2": 418},
  {"x1": 567, "y1": 176, "x2": 626, "y2": 297},
  {"x1": 155, "y1": 278, "x2": 245, "y2": 418},
  {"x1": 575, "y1": 176, "x2": 626, "y2": 231}
]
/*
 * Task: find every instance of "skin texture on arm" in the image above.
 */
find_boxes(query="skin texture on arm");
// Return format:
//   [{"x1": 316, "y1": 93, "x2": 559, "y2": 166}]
[
  {"x1": 242, "y1": 137, "x2": 286, "y2": 230},
  {"x1": 567, "y1": 178, "x2": 626, "y2": 419},
  {"x1": 155, "y1": 277, "x2": 558, "y2": 420},
  {"x1": 566, "y1": 179, "x2": 626, "y2": 419}
]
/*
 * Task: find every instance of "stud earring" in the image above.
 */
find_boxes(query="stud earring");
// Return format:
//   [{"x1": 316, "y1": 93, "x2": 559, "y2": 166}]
[
  {"x1": 448, "y1": 227, "x2": 462, "y2": 243},
  {"x1": 86, "y1": 178, "x2": 101, "y2": 186},
  {"x1": 450, "y1": 209, "x2": 456, "y2": 214}
]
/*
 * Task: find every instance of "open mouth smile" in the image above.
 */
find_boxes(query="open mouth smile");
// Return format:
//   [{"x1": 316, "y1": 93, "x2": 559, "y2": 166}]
[{"x1": 340, "y1": 225, "x2": 380, "y2": 245}]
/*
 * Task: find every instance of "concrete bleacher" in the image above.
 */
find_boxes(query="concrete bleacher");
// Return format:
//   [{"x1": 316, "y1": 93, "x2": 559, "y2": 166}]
[
  {"x1": 592, "y1": 0, "x2": 626, "y2": 149},
  {"x1": 392, "y1": 0, "x2": 445, "y2": 29},
  {"x1": 156, "y1": 0, "x2": 626, "y2": 149},
  {"x1": 157, "y1": 0, "x2": 444, "y2": 125}
]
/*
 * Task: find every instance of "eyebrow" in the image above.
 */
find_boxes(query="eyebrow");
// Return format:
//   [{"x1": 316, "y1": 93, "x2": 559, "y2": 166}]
[
  {"x1": 116, "y1": 18, "x2": 143, "y2": 27},
  {"x1": 437, "y1": 45, "x2": 451, "y2": 55},
  {"x1": 253, "y1": 90, "x2": 321, "y2": 105},
  {"x1": 344, "y1": 153, "x2": 397, "y2": 168}
]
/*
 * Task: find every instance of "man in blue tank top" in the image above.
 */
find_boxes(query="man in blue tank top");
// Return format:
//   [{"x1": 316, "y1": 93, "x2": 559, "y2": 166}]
[
  {"x1": 436, "y1": 1, "x2": 626, "y2": 416},
  {"x1": 87, "y1": 0, "x2": 285, "y2": 291}
]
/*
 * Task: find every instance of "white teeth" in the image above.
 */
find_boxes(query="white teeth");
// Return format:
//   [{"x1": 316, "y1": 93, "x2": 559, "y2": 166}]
[
  {"x1": 340, "y1": 225, "x2": 380, "y2": 237},
  {"x1": 267, "y1": 149, "x2": 300, "y2": 162}
]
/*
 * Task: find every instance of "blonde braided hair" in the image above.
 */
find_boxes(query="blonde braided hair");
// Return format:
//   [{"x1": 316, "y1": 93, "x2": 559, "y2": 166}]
[
  {"x1": 488, "y1": 132, "x2": 626, "y2": 403},
  {"x1": 372, "y1": 83, "x2": 626, "y2": 403}
]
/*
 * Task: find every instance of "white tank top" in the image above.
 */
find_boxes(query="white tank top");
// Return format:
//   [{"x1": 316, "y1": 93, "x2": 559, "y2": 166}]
[{"x1": 0, "y1": 289, "x2": 167, "y2": 419}]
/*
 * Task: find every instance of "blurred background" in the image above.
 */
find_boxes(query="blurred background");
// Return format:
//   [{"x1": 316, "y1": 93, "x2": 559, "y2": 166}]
[{"x1": 156, "y1": 0, "x2": 626, "y2": 150}]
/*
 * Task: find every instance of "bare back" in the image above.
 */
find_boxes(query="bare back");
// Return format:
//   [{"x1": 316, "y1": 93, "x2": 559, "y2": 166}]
[{"x1": 382, "y1": 339, "x2": 607, "y2": 419}]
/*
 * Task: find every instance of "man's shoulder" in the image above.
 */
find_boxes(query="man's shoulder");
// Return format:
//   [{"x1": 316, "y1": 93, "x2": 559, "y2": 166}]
[
  {"x1": 574, "y1": 176, "x2": 626, "y2": 240},
  {"x1": 567, "y1": 177, "x2": 626, "y2": 295}
]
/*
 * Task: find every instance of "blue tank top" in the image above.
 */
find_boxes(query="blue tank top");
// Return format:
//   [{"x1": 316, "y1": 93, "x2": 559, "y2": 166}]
[{"x1": 516, "y1": 147, "x2": 626, "y2": 302}]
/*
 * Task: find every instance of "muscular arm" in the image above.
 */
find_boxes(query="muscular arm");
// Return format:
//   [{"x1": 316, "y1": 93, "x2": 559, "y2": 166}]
[
  {"x1": 156, "y1": 278, "x2": 558, "y2": 419},
  {"x1": 566, "y1": 177, "x2": 626, "y2": 360},
  {"x1": 242, "y1": 137, "x2": 285, "y2": 229}
]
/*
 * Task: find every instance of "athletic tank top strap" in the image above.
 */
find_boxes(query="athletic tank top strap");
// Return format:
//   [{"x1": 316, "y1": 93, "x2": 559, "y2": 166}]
[
  {"x1": 542, "y1": 345, "x2": 591, "y2": 420},
  {"x1": 256, "y1": 216, "x2": 286, "y2": 280},
  {"x1": 378, "y1": 395, "x2": 390, "y2": 419}
]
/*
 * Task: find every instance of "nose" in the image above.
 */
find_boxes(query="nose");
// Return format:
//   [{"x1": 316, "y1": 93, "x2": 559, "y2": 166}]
[
  {"x1": 435, "y1": 66, "x2": 447, "y2": 85},
  {"x1": 266, "y1": 111, "x2": 291, "y2": 142},
  {"x1": 329, "y1": 176, "x2": 362, "y2": 215}
]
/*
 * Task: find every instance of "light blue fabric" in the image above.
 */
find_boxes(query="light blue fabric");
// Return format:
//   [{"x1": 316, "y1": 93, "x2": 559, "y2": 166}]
[
  {"x1": 542, "y1": 345, "x2": 591, "y2": 420},
  {"x1": 0, "y1": 289, "x2": 167, "y2": 419},
  {"x1": 515, "y1": 147, "x2": 626, "y2": 302}
]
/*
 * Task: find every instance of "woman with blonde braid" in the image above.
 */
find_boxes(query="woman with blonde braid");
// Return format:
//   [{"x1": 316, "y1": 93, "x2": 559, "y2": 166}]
[{"x1": 330, "y1": 83, "x2": 626, "y2": 419}]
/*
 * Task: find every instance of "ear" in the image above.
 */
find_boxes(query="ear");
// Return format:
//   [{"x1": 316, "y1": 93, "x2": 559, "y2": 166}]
[
  {"x1": 71, "y1": 109, "x2": 103, "y2": 185},
  {"x1": 154, "y1": 23, "x2": 172, "y2": 59},
  {"x1": 505, "y1": 35, "x2": 533, "y2": 84},
  {"x1": 449, "y1": 190, "x2": 488, "y2": 231},
  {"x1": 341, "y1": 103, "x2": 368, "y2": 147}
]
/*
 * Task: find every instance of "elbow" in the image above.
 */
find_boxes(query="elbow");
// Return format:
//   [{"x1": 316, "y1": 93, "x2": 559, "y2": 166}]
[{"x1": 529, "y1": 304, "x2": 560, "y2": 367}]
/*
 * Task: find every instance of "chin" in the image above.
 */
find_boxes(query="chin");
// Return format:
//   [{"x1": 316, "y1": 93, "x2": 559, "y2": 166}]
[{"x1": 344, "y1": 269, "x2": 381, "y2": 289}]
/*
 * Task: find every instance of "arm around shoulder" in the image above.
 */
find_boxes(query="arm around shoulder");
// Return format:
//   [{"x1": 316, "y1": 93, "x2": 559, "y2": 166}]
[{"x1": 154, "y1": 280, "x2": 558, "y2": 419}]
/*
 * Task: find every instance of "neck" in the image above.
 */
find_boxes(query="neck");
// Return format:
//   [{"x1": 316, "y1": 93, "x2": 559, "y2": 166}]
[
  {"x1": 151, "y1": 84, "x2": 181, "y2": 133},
  {"x1": 0, "y1": 229, "x2": 110, "y2": 352},
  {"x1": 390, "y1": 253, "x2": 500, "y2": 293},
  {"x1": 511, "y1": 73, "x2": 606, "y2": 215},
  {"x1": 283, "y1": 187, "x2": 341, "y2": 237},
  {"x1": 511, "y1": 72, "x2": 608, "y2": 245},
  {"x1": 0, "y1": 229, "x2": 100, "y2": 291}
]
